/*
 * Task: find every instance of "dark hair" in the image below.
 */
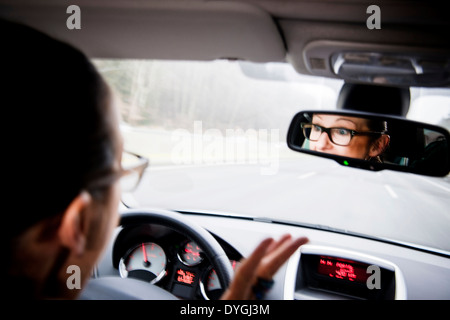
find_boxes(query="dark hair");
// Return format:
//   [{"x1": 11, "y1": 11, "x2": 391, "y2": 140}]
[
  {"x1": 366, "y1": 119, "x2": 389, "y2": 162},
  {"x1": 1, "y1": 20, "x2": 117, "y2": 238},
  {"x1": 367, "y1": 119, "x2": 388, "y2": 134}
]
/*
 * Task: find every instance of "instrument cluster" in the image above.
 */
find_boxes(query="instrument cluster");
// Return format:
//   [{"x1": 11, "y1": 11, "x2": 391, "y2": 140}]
[{"x1": 112, "y1": 223, "x2": 242, "y2": 300}]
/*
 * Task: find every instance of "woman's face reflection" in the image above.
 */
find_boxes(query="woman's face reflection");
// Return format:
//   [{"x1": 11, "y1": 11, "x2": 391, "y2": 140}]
[{"x1": 308, "y1": 114, "x2": 374, "y2": 159}]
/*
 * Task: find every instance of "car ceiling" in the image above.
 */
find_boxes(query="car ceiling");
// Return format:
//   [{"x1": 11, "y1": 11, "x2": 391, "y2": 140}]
[{"x1": 1, "y1": 0, "x2": 449, "y2": 85}]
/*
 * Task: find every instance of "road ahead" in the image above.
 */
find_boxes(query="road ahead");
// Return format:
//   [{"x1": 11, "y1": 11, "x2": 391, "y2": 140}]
[{"x1": 128, "y1": 156, "x2": 450, "y2": 253}]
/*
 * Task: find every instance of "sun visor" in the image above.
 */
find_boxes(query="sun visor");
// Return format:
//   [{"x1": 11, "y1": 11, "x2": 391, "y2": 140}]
[{"x1": 0, "y1": 0, "x2": 286, "y2": 62}]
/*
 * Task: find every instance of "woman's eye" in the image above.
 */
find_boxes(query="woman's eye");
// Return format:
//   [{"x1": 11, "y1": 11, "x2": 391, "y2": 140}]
[
  {"x1": 312, "y1": 125, "x2": 322, "y2": 132},
  {"x1": 336, "y1": 128, "x2": 350, "y2": 136}
]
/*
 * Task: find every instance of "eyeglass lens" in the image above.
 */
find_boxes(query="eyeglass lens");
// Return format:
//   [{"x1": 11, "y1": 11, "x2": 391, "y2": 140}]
[
  {"x1": 304, "y1": 125, "x2": 352, "y2": 146},
  {"x1": 120, "y1": 152, "x2": 148, "y2": 192}
]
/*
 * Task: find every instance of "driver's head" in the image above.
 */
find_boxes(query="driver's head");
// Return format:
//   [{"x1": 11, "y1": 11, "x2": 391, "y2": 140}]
[
  {"x1": 2, "y1": 20, "x2": 123, "y2": 299},
  {"x1": 308, "y1": 114, "x2": 389, "y2": 160}
]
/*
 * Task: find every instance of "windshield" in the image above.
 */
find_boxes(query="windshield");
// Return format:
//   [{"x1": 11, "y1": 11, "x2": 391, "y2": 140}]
[{"x1": 94, "y1": 59, "x2": 450, "y2": 254}]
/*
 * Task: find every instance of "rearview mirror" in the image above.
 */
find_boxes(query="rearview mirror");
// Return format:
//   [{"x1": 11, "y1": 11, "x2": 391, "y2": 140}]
[{"x1": 287, "y1": 110, "x2": 450, "y2": 177}]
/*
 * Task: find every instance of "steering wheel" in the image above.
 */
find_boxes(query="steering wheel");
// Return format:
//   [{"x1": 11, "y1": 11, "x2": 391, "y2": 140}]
[{"x1": 80, "y1": 209, "x2": 234, "y2": 300}]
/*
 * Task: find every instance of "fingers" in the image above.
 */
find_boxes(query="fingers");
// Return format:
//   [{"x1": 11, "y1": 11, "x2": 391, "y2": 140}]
[
  {"x1": 265, "y1": 233, "x2": 291, "y2": 252},
  {"x1": 238, "y1": 237, "x2": 275, "y2": 278},
  {"x1": 221, "y1": 234, "x2": 308, "y2": 300},
  {"x1": 258, "y1": 235, "x2": 308, "y2": 279},
  {"x1": 221, "y1": 237, "x2": 274, "y2": 300}
]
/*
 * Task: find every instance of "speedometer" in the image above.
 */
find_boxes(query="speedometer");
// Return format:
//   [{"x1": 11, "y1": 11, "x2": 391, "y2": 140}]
[{"x1": 119, "y1": 242, "x2": 167, "y2": 284}]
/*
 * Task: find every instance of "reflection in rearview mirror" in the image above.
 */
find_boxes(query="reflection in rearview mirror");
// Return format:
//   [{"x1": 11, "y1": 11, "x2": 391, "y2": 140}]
[{"x1": 287, "y1": 111, "x2": 450, "y2": 177}]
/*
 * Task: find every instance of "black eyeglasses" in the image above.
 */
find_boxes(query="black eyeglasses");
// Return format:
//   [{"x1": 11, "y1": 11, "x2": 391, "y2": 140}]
[
  {"x1": 86, "y1": 151, "x2": 149, "y2": 193},
  {"x1": 301, "y1": 123, "x2": 385, "y2": 146}
]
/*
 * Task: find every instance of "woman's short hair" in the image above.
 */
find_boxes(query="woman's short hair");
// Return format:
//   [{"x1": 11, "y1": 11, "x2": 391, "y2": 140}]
[{"x1": 2, "y1": 20, "x2": 116, "y2": 238}]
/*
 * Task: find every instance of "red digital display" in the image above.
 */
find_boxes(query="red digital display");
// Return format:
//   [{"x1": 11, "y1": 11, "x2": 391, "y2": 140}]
[
  {"x1": 317, "y1": 257, "x2": 369, "y2": 283},
  {"x1": 176, "y1": 269, "x2": 196, "y2": 285}
]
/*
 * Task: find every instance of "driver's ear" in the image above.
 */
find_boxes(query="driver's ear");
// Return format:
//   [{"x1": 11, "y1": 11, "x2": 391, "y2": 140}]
[
  {"x1": 369, "y1": 135, "x2": 390, "y2": 157},
  {"x1": 58, "y1": 191, "x2": 92, "y2": 256}
]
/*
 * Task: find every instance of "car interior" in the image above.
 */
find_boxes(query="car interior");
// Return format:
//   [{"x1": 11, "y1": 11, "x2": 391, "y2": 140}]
[{"x1": 1, "y1": 0, "x2": 449, "y2": 301}]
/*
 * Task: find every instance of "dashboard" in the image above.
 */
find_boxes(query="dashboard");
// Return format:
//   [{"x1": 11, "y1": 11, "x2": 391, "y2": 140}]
[{"x1": 95, "y1": 210, "x2": 450, "y2": 300}]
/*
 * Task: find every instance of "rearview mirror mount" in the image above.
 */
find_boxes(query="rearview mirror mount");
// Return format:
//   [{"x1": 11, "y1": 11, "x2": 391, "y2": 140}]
[{"x1": 287, "y1": 110, "x2": 450, "y2": 177}]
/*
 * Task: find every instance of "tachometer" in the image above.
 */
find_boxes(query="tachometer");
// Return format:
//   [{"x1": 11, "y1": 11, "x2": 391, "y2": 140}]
[
  {"x1": 178, "y1": 240, "x2": 204, "y2": 266},
  {"x1": 119, "y1": 242, "x2": 166, "y2": 284}
]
